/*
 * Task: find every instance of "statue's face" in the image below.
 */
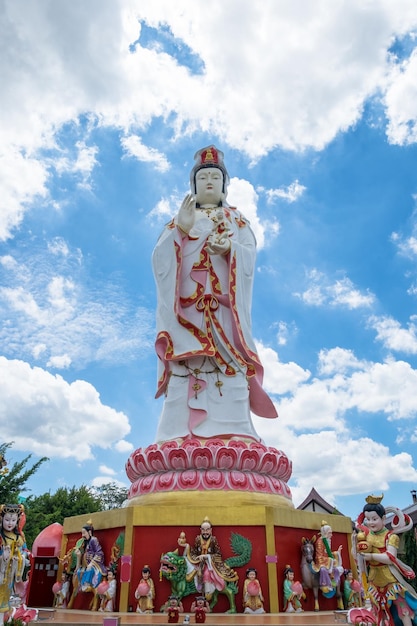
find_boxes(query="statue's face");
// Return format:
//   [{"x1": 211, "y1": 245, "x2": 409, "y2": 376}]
[
  {"x1": 200, "y1": 522, "x2": 212, "y2": 540},
  {"x1": 364, "y1": 510, "x2": 384, "y2": 532},
  {"x1": 81, "y1": 527, "x2": 90, "y2": 539},
  {"x1": 2, "y1": 512, "x2": 18, "y2": 532},
  {"x1": 195, "y1": 167, "x2": 223, "y2": 205},
  {"x1": 322, "y1": 526, "x2": 332, "y2": 539},
  {"x1": 247, "y1": 571, "x2": 256, "y2": 580}
]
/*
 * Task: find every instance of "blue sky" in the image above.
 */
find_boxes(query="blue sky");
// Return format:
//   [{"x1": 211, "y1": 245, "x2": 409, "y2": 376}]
[{"x1": 2, "y1": 0, "x2": 417, "y2": 521}]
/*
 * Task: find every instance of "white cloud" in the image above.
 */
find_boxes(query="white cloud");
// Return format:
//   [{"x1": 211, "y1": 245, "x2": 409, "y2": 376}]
[
  {"x1": 91, "y1": 476, "x2": 128, "y2": 489},
  {"x1": 2, "y1": 1, "x2": 417, "y2": 240},
  {"x1": 227, "y1": 177, "x2": 279, "y2": 249},
  {"x1": 253, "y1": 343, "x2": 417, "y2": 505},
  {"x1": 53, "y1": 141, "x2": 99, "y2": 190},
  {"x1": 392, "y1": 233, "x2": 417, "y2": 258},
  {"x1": 288, "y1": 431, "x2": 417, "y2": 506},
  {"x1": 384, "y1": 47, "x2": 417, "y2": 145},
  {"x1": 368, "y1": 314, "x2": 417, "y2": 353},
  {"x1": 121, "y1": 135, "x2": 170, "y2": 172},
  {"x1": 98, "y1": 464, "x2": 116, "y2": 476},
  {"x1": 254, "y1": 413, "x2": 417, "y2": 506},
  {"x1": 257, "y1": 342, "x2": 311, "y2": 395},
  {"x1": 265, "y1": 180, "x2": 306, "y2": 204},
  {"x1": 0, "y1": 241, "x2": 154, "y2": 368},
  {"x1": 149, "y1": 197, "x2": 176, "y2": 220},
  {"x1": 318, "y1": 347, "x2": 366, "y2": 376},
  {"x1": 47, "y1": 354, "x2": 72, "y2": 369},
  {"x1": 115, "y1": 439, "x2": 134, "y2": 453},
  {"x1": 0, "y1": 356, "x2": 131, "y2": 462},
  {"x1": 274, "y1": 321, "x2": 297, "y2": 347},
  {"x1": 47, "y1": 238, "x2": 71, "y2": 258},
  {"x1": 295, "y1": 269, "x2": 375, "y2": 309},
  {"x1": 272, "y1": 354, "x2": 417, "y2": 429},
  {"x1": 348, "y1": 359, "x2": 417, "y2": 419},
  {"x1": 0, "y1": 149, "x2": 49, "y2": 241}
]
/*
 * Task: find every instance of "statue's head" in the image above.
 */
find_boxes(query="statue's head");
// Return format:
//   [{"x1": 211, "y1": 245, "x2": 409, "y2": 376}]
[
  {"x1": 190, "y1": 146, "x2": 230, "y2": 204},
  {"x1": 320, "y1": 521, "x2": 332, "y2": 538},
  {"x1": 82, "y1": 521, "x2": 94, "y2": 539},
  {"x1": 0, "y1": 503, "x2": 23, "y2": 533},
  {"x1": 200, "y1": 516, "x2": 213, "y2": 540}
]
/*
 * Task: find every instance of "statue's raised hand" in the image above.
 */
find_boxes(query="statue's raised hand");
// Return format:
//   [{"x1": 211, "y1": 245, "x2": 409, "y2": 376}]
[{"x1": 177, "y1": 194, "x2": 196, "y2": 234}]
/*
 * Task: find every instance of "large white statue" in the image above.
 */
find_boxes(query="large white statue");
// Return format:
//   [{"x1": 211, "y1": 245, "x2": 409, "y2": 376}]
[{"x1": 153, "y1": 146, "x2": 277, "y2": 442}]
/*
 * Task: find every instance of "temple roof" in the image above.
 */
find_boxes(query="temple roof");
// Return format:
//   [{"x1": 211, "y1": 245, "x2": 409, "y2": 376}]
[{"x1": 297, "y1": 487, "x2": 343, "y2": 515}]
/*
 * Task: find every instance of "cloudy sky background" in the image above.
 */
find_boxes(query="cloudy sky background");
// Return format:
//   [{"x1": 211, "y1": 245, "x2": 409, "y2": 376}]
[{"x1": 2, "y1": 0, "x2": 417, "y2": 520}]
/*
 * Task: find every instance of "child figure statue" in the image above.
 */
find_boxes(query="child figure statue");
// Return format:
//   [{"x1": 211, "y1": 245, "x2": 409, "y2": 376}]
[
  {"x1": 190, "y1": 596, "x2": 210, "y2": 623},
  {"x1": 343, "y1": 569, "x2": 361, "y2": 609},
  {"x1": 242, "y1": 567, "x2": 265, "y2": 614},
  {"x1": 98, "y1": 569, "x2": 117, "y2": 612},
  {"x1": 283, "y1": 565, "x2": 305, "y2": 612},
  {"x1": 135, "y1": 565, "x2": 155, "y2": 613},
  {"x1": 164, "y1": 596, "x2": 184, "y2": 624},
  {"x1": 52, "y1": 572, "x2": 70, "y2": 608}
]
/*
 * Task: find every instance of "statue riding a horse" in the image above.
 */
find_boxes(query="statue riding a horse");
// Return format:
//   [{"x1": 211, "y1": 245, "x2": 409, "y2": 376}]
[{"x1": 301, "y1": 535, "x2": 344, "y2": 611}]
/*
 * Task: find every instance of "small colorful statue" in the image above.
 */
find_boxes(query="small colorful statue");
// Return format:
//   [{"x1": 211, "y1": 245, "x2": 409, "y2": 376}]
[
  {"x1": 185, "y1": 518, "x2": 239, "y2": 602},
  {"x1": 313, "y1": 520, "x2": 343, "y2": 595},
  {"x1": 343, "y1": 569, "x2": 361, "y2": 609},
  {"x1": 52, "y1": 571, "x2": 71, "y2": 608},
  {"x1": 0, "y1": 504, "x2": 27, "y2": 620},
  {"x1": 191, "y1": 596, "x2": 210, "y2": 623},
  {"x1": 135, "y1": 565, "x2": 155, "y2": 613},
  {"x1": 5, "y1": 594, "x2": 38, "y2": 624},
  {"x1": 283, "y1": 565, "x2": 305, "y2": 612},
  {"x1": 242, "y1": 567, "x2": 265, "y2": 613},
  {"x1": 98, "y1": 568, "x2": 117, "y2": 612},
  {"x1": 164, "y1": 595, "x2": 184, "y2": 624},
  {"x1": 67, "y1": 520, "x2": 107, "y2": 610}
]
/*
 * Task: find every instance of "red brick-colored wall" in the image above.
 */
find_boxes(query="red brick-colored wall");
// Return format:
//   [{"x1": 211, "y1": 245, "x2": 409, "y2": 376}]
[{"x1": 130, "y1": 524, "x2": 268, "y2": 614}]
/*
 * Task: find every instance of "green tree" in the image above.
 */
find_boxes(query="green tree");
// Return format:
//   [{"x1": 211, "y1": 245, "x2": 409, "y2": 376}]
[
  {"x1": 0, "y1": 442, "x2": 48, "y2": 504},
  {"x1": 93, "y1": 482, "x2": 128, "y2": 510},
  {"x1": 403, "y1": 527, "x2": 417, "y2": 592},
  {"x1": 24, "y1": 485, "x2": 102, "y2": 549}
]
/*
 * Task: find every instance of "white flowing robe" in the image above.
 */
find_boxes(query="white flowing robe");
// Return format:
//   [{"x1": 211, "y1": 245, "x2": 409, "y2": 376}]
[{"x1": 152, "y1": 206, "x2": 277, "y2": 442}]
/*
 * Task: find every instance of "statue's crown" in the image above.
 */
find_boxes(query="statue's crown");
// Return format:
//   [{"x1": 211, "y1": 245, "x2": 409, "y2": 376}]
[
  {"x1": 365, "y1": 494, "x2": 384, "y2": 504},
  {"x1": 200, "y1": 146, "x2": 220, "y2": 166}
]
